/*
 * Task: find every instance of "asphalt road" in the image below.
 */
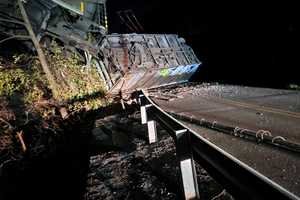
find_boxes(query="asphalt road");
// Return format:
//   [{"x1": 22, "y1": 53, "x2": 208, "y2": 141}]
[{"x1": 152, "y1": 84, "x2": 300, "y2": 196}]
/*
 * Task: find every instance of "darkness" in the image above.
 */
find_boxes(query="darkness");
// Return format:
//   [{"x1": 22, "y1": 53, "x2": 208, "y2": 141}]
[{"x1": 107, "y1": 1, "x2": 299, "y2": 88}]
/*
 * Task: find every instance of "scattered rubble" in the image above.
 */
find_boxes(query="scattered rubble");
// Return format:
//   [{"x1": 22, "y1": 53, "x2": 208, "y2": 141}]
[{"x1": 85, "y1": 113, "x2": 234, "y2": 200}]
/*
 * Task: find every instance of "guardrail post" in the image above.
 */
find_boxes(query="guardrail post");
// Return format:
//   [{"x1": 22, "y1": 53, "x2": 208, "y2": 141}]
[
  {"x1": 134, "y1": 90, "x2": 297, "y2": 200},
  {"x1": 141, "y1": 105, "x2": 158, "y2": 144},
  {"x1": 141, "y1": 105, "x2": 152, "y2": 124},
  {"x1": 120, "y1": 98, "x2": 126, "y2": 110},
  {"x1": 147, "y1": 120, "x2": 158, "y2": 144},
  {"x1": 139, "y1": 94, "x2": 158, "y2": 144},
  {"x1": 176, "y1": 129, "x2": 199, "y2": 200},
  {"x1": 138, "y1": 94, "x2": 144, "y2": 106},
  {"x1": 139, "y1": 94, "x2": 148, "y2": 124}
]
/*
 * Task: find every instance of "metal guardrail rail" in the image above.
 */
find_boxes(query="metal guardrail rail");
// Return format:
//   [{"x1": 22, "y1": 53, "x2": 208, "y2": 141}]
[{"x1": 136, "y1": 90, "x2": 299, "y2": 200}]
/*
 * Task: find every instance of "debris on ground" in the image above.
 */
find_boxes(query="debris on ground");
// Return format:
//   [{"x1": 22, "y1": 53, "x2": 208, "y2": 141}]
[{"x1": 85, "y1": 113, "x2": 234, "y2": 200}]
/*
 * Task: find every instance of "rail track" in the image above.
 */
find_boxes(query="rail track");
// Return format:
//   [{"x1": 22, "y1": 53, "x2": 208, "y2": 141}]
[{"x1": 133, "y1": 83, "x2": 300, "y2": 199}]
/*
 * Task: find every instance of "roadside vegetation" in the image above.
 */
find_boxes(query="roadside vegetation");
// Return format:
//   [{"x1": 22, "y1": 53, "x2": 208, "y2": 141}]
[{"x1": 0, "y1": 44, "x2": 109, "y2": 166}]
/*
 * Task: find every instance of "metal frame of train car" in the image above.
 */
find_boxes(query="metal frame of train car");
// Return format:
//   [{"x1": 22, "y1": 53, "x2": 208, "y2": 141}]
[{"x1": 0, "y1": 0, "x2": 107, "y2": 56}]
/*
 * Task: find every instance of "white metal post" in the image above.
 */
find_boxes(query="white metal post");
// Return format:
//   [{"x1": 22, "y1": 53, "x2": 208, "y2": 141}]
[
  {"x1": 176, "y1": 129, "x2": 200, "y2": 200},
  {"x1": 147, "y1": 120, "x2": 158, "y2": 144},
  {"x1": 141, "y1": 105, "x2": 152, "y2": 124}
]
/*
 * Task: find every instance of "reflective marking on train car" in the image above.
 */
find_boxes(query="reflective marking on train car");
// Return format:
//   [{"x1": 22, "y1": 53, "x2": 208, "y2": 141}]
[
  {"x1": 168, "y1": 66, "x2": 181, "y2": 76},
  {"x1": 158, "y1": 64, "x2": 201, "y2": 77},
  {"x1": 159, "y1": 68, "x2": 170, "y2": 77}
]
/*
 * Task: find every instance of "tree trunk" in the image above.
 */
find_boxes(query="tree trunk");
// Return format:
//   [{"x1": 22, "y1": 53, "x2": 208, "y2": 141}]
[{"x1": 17, "y1": 0, "x2": 58, "y2": 95}]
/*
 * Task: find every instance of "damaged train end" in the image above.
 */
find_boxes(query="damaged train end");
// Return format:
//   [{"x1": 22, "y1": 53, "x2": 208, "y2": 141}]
[{"x1": 98, "y1": 33, "x2": 202, "y2": 95}]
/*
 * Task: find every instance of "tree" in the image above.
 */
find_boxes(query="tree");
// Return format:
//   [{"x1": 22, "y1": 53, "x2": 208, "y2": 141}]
[{"x1": 16, "y1": 0, "x2": 58, "y2": 95}]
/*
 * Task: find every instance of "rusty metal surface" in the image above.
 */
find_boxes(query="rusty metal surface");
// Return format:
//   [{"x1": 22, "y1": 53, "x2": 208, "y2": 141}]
[{"x1": 100, "y1": 34, "x2": 201, "y2": 94}]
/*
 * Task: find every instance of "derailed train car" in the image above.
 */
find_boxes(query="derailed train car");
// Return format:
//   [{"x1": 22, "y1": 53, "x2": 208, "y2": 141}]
[
  {"x1": 100, "y1": 34, "x2": 201, "y2": 94},
  {"x1": 0, "y1": 0, "x2": 201, "y2": 94}
]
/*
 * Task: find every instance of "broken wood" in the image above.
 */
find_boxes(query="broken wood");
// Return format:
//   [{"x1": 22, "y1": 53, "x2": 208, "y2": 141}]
[
  {"x1": 16, "y1": 131, "x2": 27, "y2": 152},
  {"x1": 0, "y1": 35, "x2": 31, "y2": 44},
  {"x1": 0, "y1": 117, "x2": 14, "y2": 130},
  {"x1": 59, "y1": 107, "x2": 68, "y2": 119}
]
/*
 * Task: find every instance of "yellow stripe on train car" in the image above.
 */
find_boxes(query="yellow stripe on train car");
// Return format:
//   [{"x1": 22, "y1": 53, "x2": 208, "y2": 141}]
[{"x1": 80, "y1": 2, "x2": 85, "y2": 13}]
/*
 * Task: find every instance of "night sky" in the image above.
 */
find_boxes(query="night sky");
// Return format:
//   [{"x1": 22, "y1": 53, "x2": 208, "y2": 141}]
[{"x1": 107, "y1": 0, "x2": 299, "y2": 88}]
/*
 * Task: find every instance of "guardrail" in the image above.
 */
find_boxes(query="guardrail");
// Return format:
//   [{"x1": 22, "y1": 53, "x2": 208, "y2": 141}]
[{"x1": 136, "y1": 90, "x2": 299, "y2": 200}]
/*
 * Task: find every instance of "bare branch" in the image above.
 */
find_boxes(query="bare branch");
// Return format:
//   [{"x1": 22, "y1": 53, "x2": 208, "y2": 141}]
[
  {"x1": 0, "y1": 158, "x2": 16, "y2": 170},
  {"x1": 0, "y1": 35, "x2": 31, "y2": 44},
  {"x1": 16, "y1": 131, "x2": 27, "y2": 152},
  {"x1": 0, "y1": 17, "x2": 25, "y2": 26},
  {"x1": 0, "y1": 117, "x2": 14, "y2": 130}
]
